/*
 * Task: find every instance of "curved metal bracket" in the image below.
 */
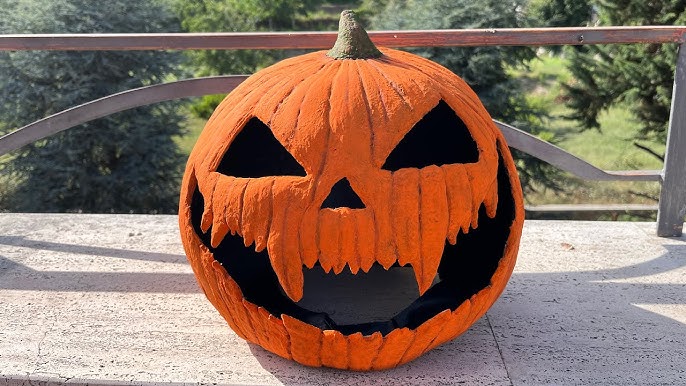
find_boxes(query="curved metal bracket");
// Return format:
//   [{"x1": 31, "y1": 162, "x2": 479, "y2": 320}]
[
  {"x1": 0, "y1": 75, "x2": 248, "y2": 156},
  {"x1": 495, "y1": 121, "x2": 661, "y2": 182},
  {"x1": 0, "y1": 76, "x2": 661, "y2": 183}
]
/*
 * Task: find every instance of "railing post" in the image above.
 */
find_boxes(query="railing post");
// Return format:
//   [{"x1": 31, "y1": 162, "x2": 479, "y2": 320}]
[{"x1": 657, "y1": 42, "x2": 686, "y2": 237}]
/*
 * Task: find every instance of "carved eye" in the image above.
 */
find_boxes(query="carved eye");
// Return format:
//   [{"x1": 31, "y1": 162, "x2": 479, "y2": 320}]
[
  {"x1": 216, "y1": 117, "x2": 306, "y2": 178},
  {"x1": 381, "y1": 100, "x2": 479, "y2": 171}
]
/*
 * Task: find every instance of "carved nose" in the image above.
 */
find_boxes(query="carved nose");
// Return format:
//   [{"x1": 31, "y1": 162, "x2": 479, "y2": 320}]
[{"x1": 321, "y1": 178, "x2": 366, "y2": 209}]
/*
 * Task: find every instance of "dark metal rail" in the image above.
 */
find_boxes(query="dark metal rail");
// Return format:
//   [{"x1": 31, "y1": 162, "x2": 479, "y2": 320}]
[{"x1": 0, "y1": 27, "x2": 683, "y2": 236}]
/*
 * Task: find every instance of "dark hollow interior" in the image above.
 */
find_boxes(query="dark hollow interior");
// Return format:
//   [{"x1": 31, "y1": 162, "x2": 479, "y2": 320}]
[
  {"x1": 381, "y1": 100, "x2": 479, "y2": 171},
  {"x1": 190, "y1": 148, "x2": 515, "y2": 336},
  {"x1": 320, "y1": 178, "x2": 366, "y2": 209},
  {"x1": 216, "y1": 117, "x2": 306, "y2": 178}
]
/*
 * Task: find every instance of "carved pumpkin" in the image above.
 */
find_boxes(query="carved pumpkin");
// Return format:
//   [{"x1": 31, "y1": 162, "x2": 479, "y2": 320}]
[{"x1": 179, "y1": 11, "x2": 524, "y2": 370}]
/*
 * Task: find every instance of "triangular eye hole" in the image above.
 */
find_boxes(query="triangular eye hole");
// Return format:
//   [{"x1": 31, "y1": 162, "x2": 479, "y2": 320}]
[
  {"x1": 381, "y1": 100, "x2": 479, "y2": 171},
  {"x1": 216, "y1": 117, "x2": 307, "y2": 178}
]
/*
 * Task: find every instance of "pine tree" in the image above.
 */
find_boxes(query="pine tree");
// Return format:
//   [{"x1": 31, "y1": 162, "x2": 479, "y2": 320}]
[
  {"x1": 176, "y1": 0, "x2": 328, "y2": 118},
  {"x1": 564, "y1": 0, "x2": 685, "y2": 144},
  {"x1": 0, "y1": 0, "x2": 186, "y2": 213}
]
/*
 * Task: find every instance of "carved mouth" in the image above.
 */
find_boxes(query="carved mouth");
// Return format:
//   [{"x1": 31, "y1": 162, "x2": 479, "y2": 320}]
[{"x1": 190, "y1": 151, "x2": 515, "y2": 336}]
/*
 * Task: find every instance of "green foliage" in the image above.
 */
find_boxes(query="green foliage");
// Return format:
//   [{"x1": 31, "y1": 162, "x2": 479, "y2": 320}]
[
  {"x1": 563, "y1": 0, "x2": 684, "y2": 143},
  {"x1": 371, "y1": 0, "x2": 565, "y2": 193},
  {"x1": 176, "y1": 0, "x2": 346, "y2": 118},
  {"x1": 529, "y1": 0, "x2": 594, "y2": 27},
  {"x1": 0, "y1": 0, "x2": 186, "y2": 213}
]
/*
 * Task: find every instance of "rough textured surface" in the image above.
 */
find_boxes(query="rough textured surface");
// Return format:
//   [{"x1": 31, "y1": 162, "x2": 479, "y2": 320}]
[
  {"x1": 1, "y1": 214, "x2": 685, "y2": 385},
  {"x1": 179, "y1": 17, "x2": 523, "y2": 368}
]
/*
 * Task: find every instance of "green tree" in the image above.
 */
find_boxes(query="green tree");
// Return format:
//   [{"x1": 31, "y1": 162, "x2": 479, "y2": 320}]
[
  {"x1": 370, "y1": 0, "x2": 564, "y2": 193},
  {"x1": 0, "y1": 0, "x2": 186, "y2": 213},
  {"x1": 529, "y1": 0, "x2": 594, "y2": 27},
  {"x1": 176, "y1": 0, "x2": 329, "y2": 118},
  {"x1": 564, "y1": 0, "x2": 684, "y2": 146}
]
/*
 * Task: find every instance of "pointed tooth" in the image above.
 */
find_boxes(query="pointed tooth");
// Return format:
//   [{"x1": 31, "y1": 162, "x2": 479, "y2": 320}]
[
  {"x1": 267, "y1": 180, "x2": 305, "y2": 302},
  {"x1": 411, "y1": 263, "x2": 434, "y2": 296},
  {"x1": 442, "y1": 164, "x2": 471, "y2": 243},
  {"x1": 391, "y1": 168, "x2": 420, "y2": 268},
  {"x1": 433, "y1": 300, "x2": 473, "y2": 347},
  {"x1": 254, "y1": 237, "x2": 267, "y2": 253},
  {"x1": 317, "y1": 210, "x2": 339, "y2": 274},
  {"x1": 373, "y1": 174, "x2": 396, "y2": 268},
  {"x1": 225, "y1": 178, "x2": 248, "y2": 237},
  {"x1": 338, "y1": 208, "x2": 356, "y2": 274},
  {"x1": 300, "y1": 207, "x2": 319, "y2": 269},
  {"x1": 267, "y1": 235, "x2": 304, "y2": 302},
  {"x1": 282, "y1": 314, "x2": 323, "y2": 368},
  {"x1": 356, "y1": 210, "x2": 375, "y2": 273},
  {"x1": 484, "y1": 177, "x2": 498, "y2": 218},
  {"x1": 321, "y1": 330, "x2": 348, "y2": 369},
  {"x1": 399, "y1": 309, "x2": 451, "y2": 365},
  {"x1": 210, "y1": 219, "x2": 229, "y2": 248},
  {"x1": 372, "y1": 328, "x2": 415, "y2": 370},
  {"x1": 347, "y1": 331, "x2": 383, "y2": 371},
  {"x1": 199, "y1": 173, "x2": 219, "y2": 233},
  {"x1": 418, "y1": 166, "x2": 449, "y2": 295},
  {"x1": 242, "y1": 178, "x2": 275, "y2": 251}
]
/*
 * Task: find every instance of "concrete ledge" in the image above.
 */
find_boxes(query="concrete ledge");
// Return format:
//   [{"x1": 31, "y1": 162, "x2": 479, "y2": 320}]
[{"x1": 1, "y1": 214, "x2": 685, "y2": 385}]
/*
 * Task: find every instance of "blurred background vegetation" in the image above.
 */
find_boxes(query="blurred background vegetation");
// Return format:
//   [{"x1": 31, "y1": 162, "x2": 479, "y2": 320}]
[{"x1": 0, "y1": 0, "x2": 680, "y2": 217}]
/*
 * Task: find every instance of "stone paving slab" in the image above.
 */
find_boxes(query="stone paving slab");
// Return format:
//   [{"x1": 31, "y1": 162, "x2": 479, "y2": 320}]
[{"x1": 0, "y1": 214, "x2": 684, "y2": 385}]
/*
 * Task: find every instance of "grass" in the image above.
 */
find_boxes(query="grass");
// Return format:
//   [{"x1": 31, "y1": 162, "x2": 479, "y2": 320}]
[
  {"x1": 513, "y1": 53, "x2": 663, "y2": 208},
  {"x1": 175, "y1": 111, "x2": 207, "y2": 156}
]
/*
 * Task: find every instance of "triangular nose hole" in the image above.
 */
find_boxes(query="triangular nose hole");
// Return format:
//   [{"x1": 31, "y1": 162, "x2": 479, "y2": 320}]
[{"x1": 321, "y1": 178, "x2": 366, "y2": 209}]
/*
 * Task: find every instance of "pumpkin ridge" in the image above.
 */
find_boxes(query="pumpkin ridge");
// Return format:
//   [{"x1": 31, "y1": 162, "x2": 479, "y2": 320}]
[
  {"x1": 356, "y1": 65, "x2": 388, "y2": 163},
  {"x1": 364, "y1": 58, "x2": 413, "y2": 111},
  {"x1": 268, "y1": 60, "x2": 331, "y2": 140},
  {"x1": 353, "y1": 61, "x2": 377, "y2": 162},
  {"x1": 266, "y1": 61, "x2": 328, "y2": 120},
  {"x1": 312, "y1": 64, "x2": 339, "y2": 181}
]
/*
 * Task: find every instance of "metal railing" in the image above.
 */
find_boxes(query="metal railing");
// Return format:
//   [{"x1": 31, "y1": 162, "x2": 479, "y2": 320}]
[{"x1": 0, "y1": 27, "x2": 684, "y2": 237}]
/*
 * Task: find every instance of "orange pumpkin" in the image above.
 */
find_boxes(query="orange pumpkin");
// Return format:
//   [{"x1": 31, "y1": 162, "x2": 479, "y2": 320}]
[{"x1": 179, "y1": 11, "x2": 524, "y2": 370}]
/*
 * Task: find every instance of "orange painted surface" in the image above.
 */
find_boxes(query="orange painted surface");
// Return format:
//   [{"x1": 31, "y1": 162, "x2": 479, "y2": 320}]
[{"x1": 178, "y1": 11, "x2": 524, "y2": 371}]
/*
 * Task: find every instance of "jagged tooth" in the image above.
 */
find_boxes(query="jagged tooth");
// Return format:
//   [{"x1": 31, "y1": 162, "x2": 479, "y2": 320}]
[
  {"x1": 484, "y1": 178, "x2": 498, "y2": 219},
  {"x1": 356, "y1": 210, "x2": 375, "y2": 273},
  {"x1": 225, "y1": 178, "x2": 248, "y2": 237},
  {"x1": 317, "y1": 210, "x2": 339, "y2": 275},
  {"x1": 199, "y1": 173, "x2": 219, "y2": 233},
  {"x1": 411, "y1": 262, "x2": 435, "y2": 296},
  {"x1": 268, "y1": 181, "x2": 304, "y2": 302},
  {"x1": 300, "y1": 207, "x2": 319, "y2": 269},
  {"x1": 418, "y1": 166, "x2": 449, "y2": 295},
  {"x1": 210, "y1": 217, "x2": 229, "y2": 248},
  {"x1": 201, "y1": 205, "x2": 213, "y2": 234},
  {"x1": 333, "y1": 261, "x2": 346, "y2": 275},
  {"x1": 348, "y1": 260, "x2": 360, "y2": 274},
  {"x1": 360, "y1": 256, "x2": 374, "y2": 273},
  {"x1": 338, "y1": 208, "x2": 356, "y2": 275},
  {"x1": 254, "y1": 235, "x2": 267, "y2": 252},
  {"x1": 267, "y1": 239, "x2": 304, "y2": 302}
]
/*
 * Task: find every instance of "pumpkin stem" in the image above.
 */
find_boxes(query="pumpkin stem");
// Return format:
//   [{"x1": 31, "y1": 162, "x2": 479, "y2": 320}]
[{"x1": 327, "y1": 10, "x2": 382, "y2": 60}]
